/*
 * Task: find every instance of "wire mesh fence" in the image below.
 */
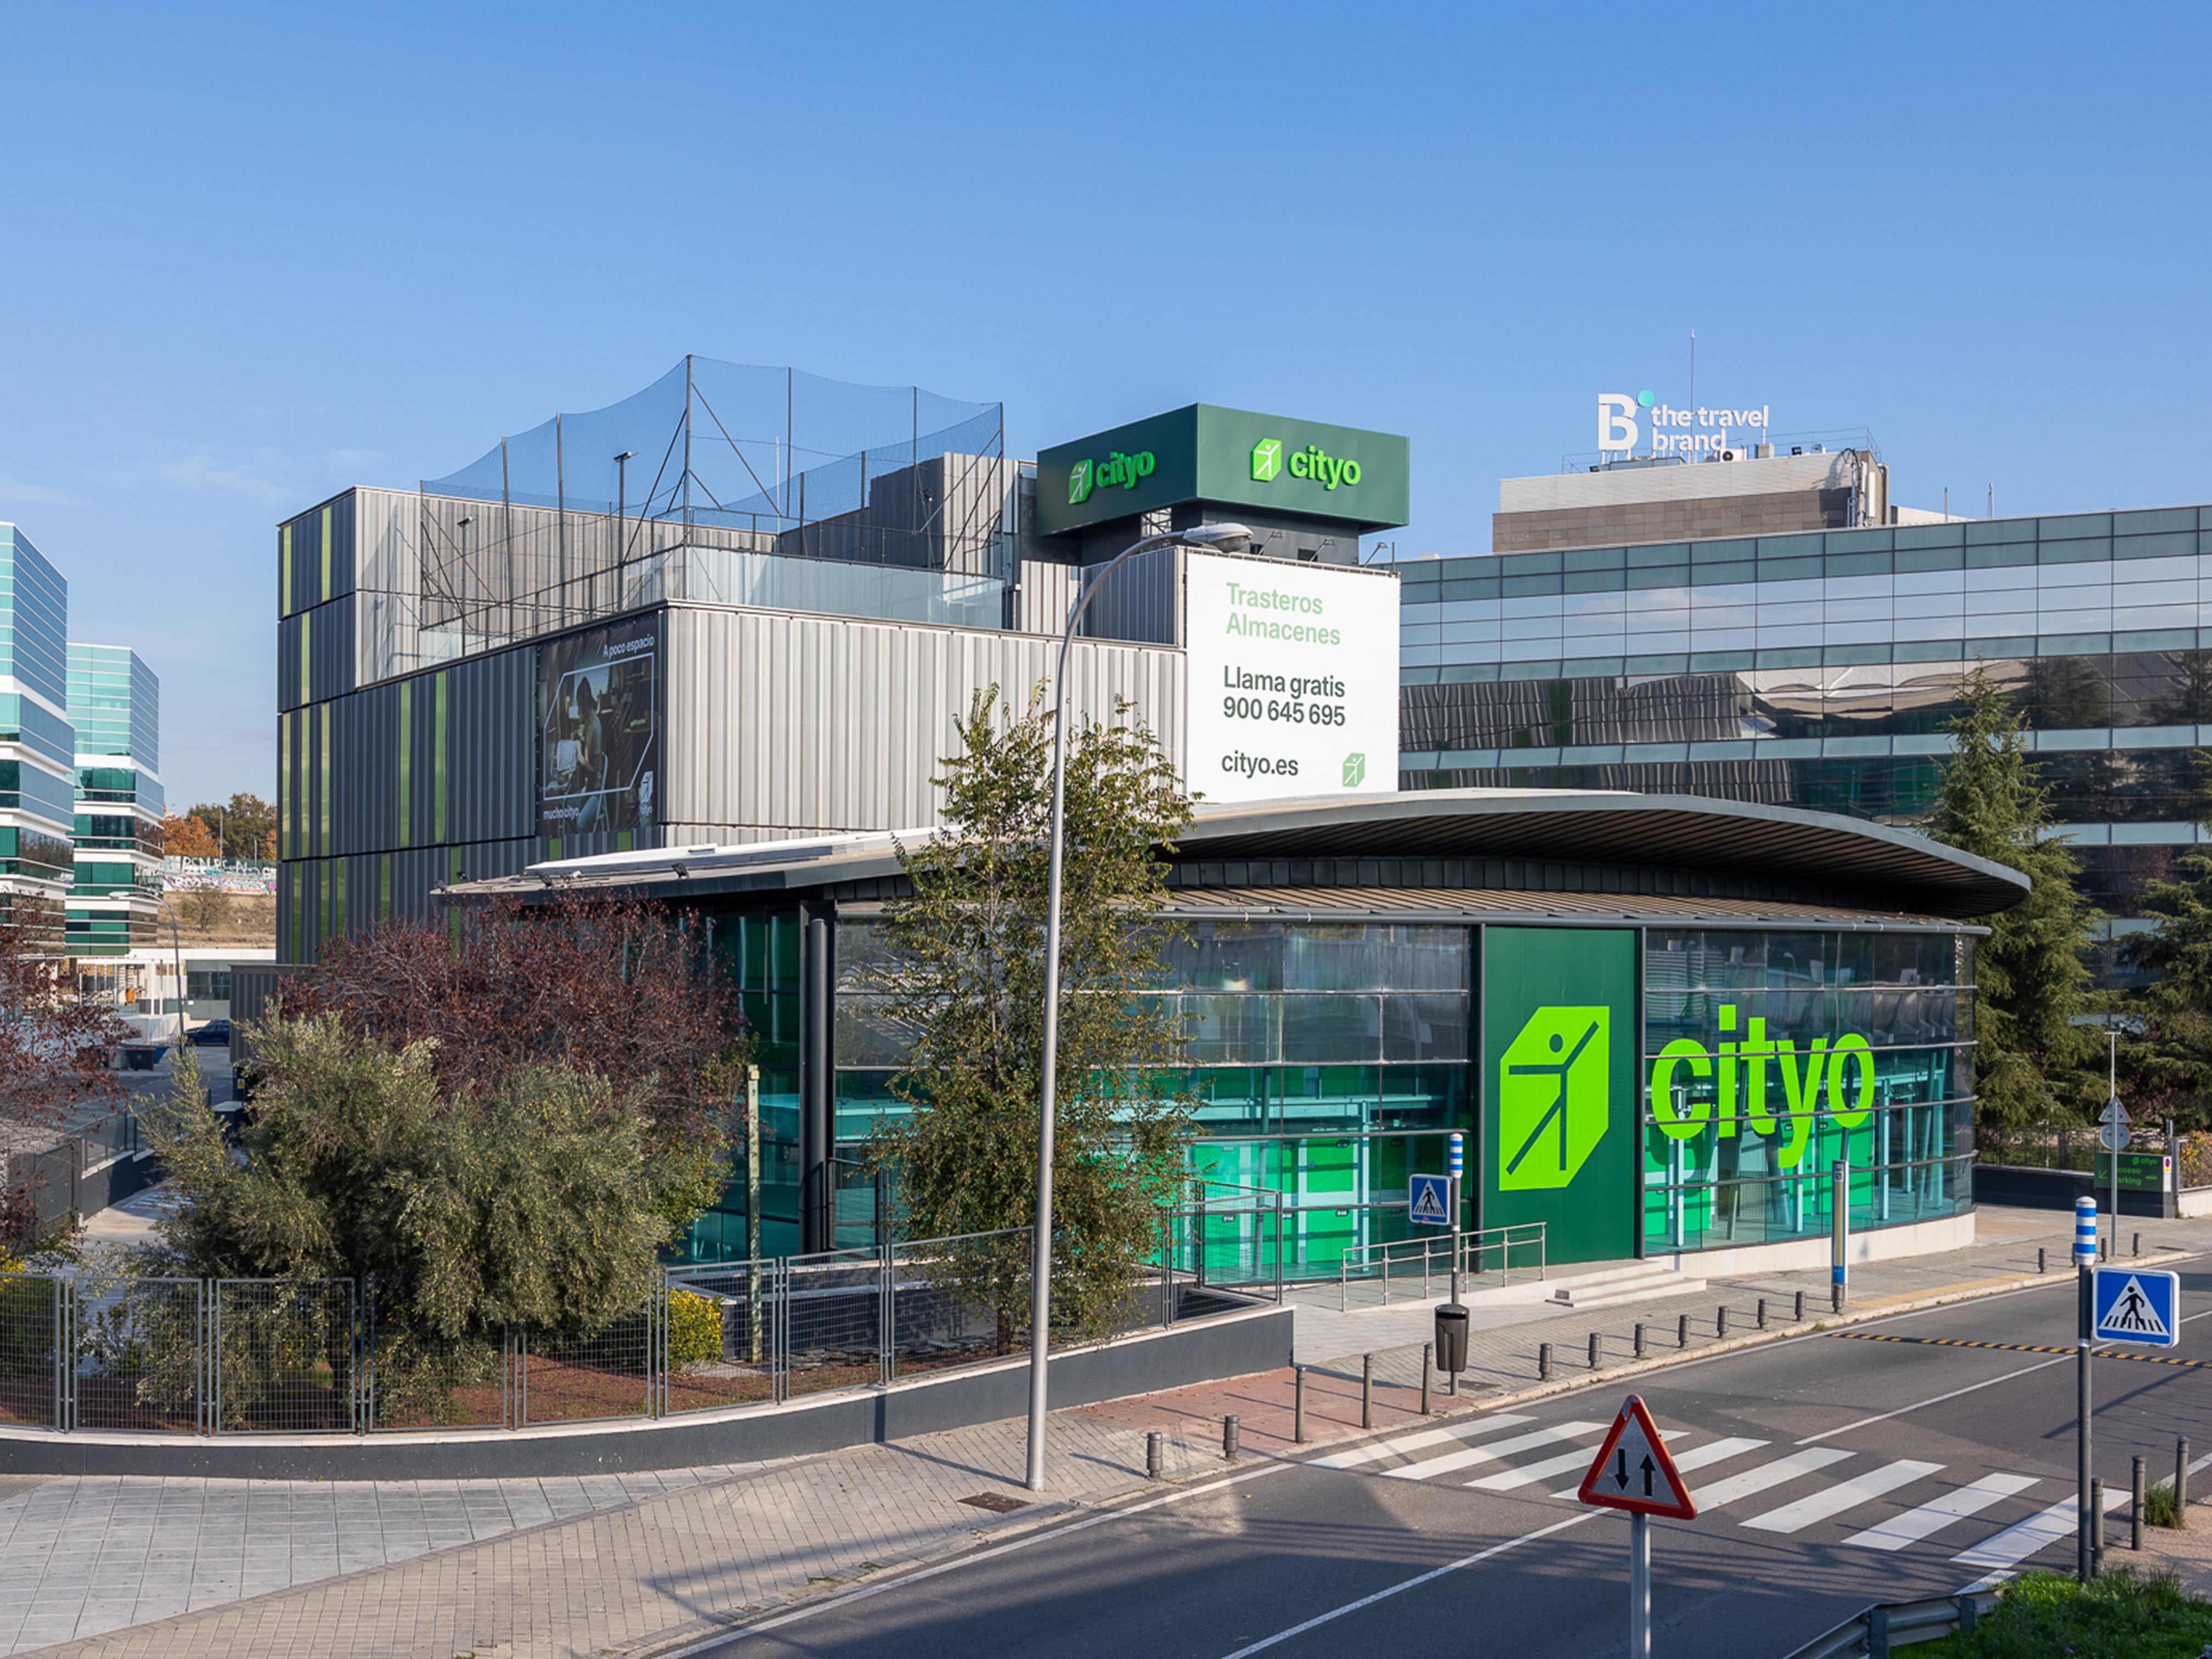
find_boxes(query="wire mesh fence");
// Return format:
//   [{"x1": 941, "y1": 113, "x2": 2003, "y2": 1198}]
[
  {"x1": 0, "y1": 1222, "x2": 1268, "y2": 1438},
  {"x1": 664, "y1": 1265, "x2": 776, "y2": 1414},
  {"x1": 0, "y1": 1273, "x2": 61, "y2": 1428},
  {"x1": 517, "y1": 1299, "x2": 661, "y2": 1426},
  {"x1": 890, "y1": 1230, "x2": 1029, "y2": 1381},
  {"x1": 783, "y1": 1247, "x2": 887, "y2": 1398},
  {"x1": 212, "y1": 1279, "x2": 356, "y2": 1434},
  {"x1": 71, "y1": 1277, "x2": 202, "y2": 1432}
]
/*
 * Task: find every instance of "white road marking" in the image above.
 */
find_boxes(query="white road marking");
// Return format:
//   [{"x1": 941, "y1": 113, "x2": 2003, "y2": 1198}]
[
  {"x1": 1741, "y1": 1459, "x2": 1944, "y2": 1534},
  {"x1": 1470, "y1": 1430, "x2": 1691, "y2": 1493},
  {"x1": 1692, "y1": 1447, "x2": 1855, "y2": 1509},
  {"x1": 1211, "y1": 1509, "x2": 1606, "y2": 1659},
  {"x1": 1308, "y1": 1414, "x2": 1534, "y2": 1471},
  {"x1": 1549, "y1": 1436, "x2": 1768, "y2": 1498},
  {"x1": 1843, "y1": 1473, "x2": 2041, "y2": 1551},
  {"x1": 1954, "y1": 1488, "x2": 2125, "y2": 1575},
  {"x1": 1379, "y1": 1421, "x2": 1604, "y2": 1483},
  {"x1": 1796, "y1": 1356, "x2": 2072, "y2": 1446}
]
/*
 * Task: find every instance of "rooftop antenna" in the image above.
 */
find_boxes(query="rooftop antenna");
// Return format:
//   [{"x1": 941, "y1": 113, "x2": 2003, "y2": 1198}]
[
  {"x1": 1689, "y1": 329, "x2": 1696, "y2": 413},
  {"x1": 1989, "y1": 483, "x2": 1995, "y2": 518}
]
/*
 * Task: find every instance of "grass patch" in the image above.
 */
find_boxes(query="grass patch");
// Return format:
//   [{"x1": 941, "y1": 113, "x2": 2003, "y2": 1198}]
[
  {"x1": 2145, "y1": 1480, "x2": 2185, "y2": 1530},
  {"x1": 1920, "y1": 1568, "x2": 2212, "y2": 1657}
]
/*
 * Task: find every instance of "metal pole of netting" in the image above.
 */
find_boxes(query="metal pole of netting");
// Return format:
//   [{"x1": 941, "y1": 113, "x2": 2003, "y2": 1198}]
[
  {"x1": 556, "y1": 412, "x2": 567, "y2": 627},
  {"x1": 683, "y1": 356, "x2": 694, "y2": 528},
  {"x1": 500, "y1": 438, "x2": 512, "y2": 656}
]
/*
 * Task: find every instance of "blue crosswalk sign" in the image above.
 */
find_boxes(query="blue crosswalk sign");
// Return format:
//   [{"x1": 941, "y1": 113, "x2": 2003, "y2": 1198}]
[
  {"x1": 1409, "y1": 1173, "x2": 1453, "y2": 1228},
  {"x1": 2093, "y1": 1267, "x2": 2181, "y2": 1347}
]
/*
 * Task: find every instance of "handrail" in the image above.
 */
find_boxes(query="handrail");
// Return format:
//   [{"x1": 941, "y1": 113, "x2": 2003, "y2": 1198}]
[
  {"x1": 1336, "y1": 1223, "x2": 1547, "y2": 1312},
  {"x1": 1781, "y1": 1586, "x2": 2005, "y2": 1659}
]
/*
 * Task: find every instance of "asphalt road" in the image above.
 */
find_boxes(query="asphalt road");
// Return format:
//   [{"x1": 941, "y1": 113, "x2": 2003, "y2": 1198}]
[{"x1": 697, "y1": 1265, "x2": 2212, "y2": 1659}]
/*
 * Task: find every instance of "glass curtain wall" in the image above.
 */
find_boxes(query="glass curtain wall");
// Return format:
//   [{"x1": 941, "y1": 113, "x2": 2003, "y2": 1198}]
[
  {"x1": 679, "y1": 910, "x2": 803, "y2": 1263},
  {"x1": 1643, "y1": 928, "x2": 1975, "y2": 1252}
]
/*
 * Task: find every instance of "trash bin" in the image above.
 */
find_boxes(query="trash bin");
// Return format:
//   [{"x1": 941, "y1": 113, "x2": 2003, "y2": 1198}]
[{"x1": 1435, "y1": 1302, "x2": 1470, "y2": 1374}]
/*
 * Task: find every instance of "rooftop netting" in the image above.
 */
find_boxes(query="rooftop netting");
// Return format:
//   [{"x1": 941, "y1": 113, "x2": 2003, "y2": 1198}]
[{"x1": 421, "y1": 358, "x2": 1003, "y2": 539}]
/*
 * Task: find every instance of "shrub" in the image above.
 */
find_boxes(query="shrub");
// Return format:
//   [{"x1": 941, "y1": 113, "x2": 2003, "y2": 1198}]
[
  {"x1": 2146, "y1": 1479, "x2": 2185, "y2": 1529},
  {"x1": 667, "y1": 1289, "x2": 725, "y2": 1370},
  {"x1": 1923, "y1": 1567, "x2": 2212, "y2": 1657}
]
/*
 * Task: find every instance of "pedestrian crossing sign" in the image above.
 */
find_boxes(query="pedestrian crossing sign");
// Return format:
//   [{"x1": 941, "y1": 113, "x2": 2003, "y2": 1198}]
[
  {"x1": 2092, "y1": 1267, "x2": 2180, "y2": 1348},
  {"x1": 1408, "y1": 1173, "x2": 1453, "y2": 1228},
  {"x1": 1578, "y1": 1394, "x2": 1698, "y2": 1519}
]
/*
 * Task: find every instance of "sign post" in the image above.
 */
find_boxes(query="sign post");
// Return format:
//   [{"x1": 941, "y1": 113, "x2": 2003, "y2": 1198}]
[
  {"x1": 1578, "y1": 1395, "x2": 1697, "y2": 1657},
  {"x1": 2100, "y1": 1093, "x2": 2130, "y2": 1257},
  {"x1": 1831, "y1": 1158, "x2": 1849, "y2": 1306},
  {"x1": 2075, "y1": 1195, "x2": 2097, "y2": 1580},
  {"x1": 1447, "y1": 1131, "x2": 1466, "y2": 1299},
  {"x1": 2080, "y1": 1257, "x2": 2182, "y2": 1580}
]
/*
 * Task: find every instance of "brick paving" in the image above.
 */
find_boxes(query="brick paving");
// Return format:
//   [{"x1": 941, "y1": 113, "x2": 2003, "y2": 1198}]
[{"x1": 5, "y1": 1205, "x2": 2206, "y2": 1658}]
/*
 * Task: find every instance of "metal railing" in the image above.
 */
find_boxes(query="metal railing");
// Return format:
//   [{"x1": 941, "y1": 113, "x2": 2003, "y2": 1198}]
[
  {"x1": 1335, "y1": 1222, "x2": 1548, "y2": 1312},
  {"x1": 0, "y1": 1223, "x2": 1244, "y2": 1438},
  {"x1": 1782, "y1": 1586, "x2": 2004, "y2": 1658}
]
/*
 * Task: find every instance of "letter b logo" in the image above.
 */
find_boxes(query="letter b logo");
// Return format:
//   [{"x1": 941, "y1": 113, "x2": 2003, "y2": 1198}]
[
  {"x1": 1251, "y1": 438, "x2": 1284, "y2": 482},
  {"x1": 1499, "y1": 1006, "x2": 1611, "y2": 1190},
  {"x1": 1596, "y1": 394, "x2": 1639, "y2": 453}
]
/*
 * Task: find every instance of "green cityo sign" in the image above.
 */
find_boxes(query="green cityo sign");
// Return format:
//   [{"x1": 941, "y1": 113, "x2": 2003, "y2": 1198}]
[
  {"x1": 1034, "y1": 405, "x2": 1410, "y2": 538},
  {"x1": 1648, "y1": 1002, "x2": 1877, "y2": 1171},
  {"x1": 1067, "y1": 449, "x2": 1155, "y2": 506},
  {"x1": 1252, "y1": 437, "x2": 1362, "y2": 490}
]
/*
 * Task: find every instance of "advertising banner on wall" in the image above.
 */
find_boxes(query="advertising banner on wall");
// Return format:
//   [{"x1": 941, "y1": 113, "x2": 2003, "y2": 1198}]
[
  {"x1": 1182, "y1": 552, "x2": 1399, "y2": 803},
  {"x1": 1481, "y1": 928, "x2": 1638, "y2": 1264},
  {"x1": 538, "y1": 615, "x2": 660, "y2": 838}
]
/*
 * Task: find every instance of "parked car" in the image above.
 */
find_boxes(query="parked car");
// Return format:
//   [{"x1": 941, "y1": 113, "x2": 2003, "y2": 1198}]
[{"x1": 189, "y1": 1019, "x2": 232, "y2": 1047}]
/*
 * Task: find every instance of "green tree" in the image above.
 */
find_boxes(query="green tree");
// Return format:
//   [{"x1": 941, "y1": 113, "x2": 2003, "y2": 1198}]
[
  {"x1": 139, "y1": 1022, "x2": 720, "y2": 1338},
  {"x1": 2119, "y1": 753, "x2": 2212, "y2": 1127},
  {"x1": 864, "y1": 687, "x2": 1194, "y2": 1344},
  {"x1": 1926, "y1": 664, "x2": 2102, "y2": 1127}
]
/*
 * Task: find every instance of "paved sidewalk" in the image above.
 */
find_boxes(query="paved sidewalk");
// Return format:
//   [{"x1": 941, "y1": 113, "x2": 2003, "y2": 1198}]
[{"x1": 5, "y1": 1205, "x2": 2205, "y2": 1658}]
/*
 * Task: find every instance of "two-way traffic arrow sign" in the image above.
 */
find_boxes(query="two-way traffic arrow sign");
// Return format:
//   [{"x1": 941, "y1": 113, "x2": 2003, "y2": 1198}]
[{"x1": 1577, "y1": 1394, "x2": 1698, "y2": 1519}]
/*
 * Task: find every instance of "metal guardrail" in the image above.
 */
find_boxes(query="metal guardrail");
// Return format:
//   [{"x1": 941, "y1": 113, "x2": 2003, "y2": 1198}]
[
  {"x1": 1335, "y1": 1222, "x2": 1547, "y2": 1311},
  {"x1": 1781, "y1": 1587, "x2": 2005, "y2": 1658}
]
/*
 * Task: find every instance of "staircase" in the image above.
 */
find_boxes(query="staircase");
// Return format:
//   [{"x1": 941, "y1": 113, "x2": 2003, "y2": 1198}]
[{"x1": 1541, "y1": 1260, "x2": 1707, "y2": 1312}]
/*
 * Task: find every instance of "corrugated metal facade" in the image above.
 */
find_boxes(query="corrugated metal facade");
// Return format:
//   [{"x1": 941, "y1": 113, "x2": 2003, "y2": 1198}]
[{"x1": 662, "y1": 606, "x2": 1184, "y2": 837}]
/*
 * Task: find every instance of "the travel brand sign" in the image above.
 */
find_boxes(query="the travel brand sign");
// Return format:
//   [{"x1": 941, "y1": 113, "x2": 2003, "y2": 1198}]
[
  {"x1": 1596, "y1": 391, "x2": 1772, "y2": 459},
  {"x1": 1648, "y1": 1003, "x2": 1878, "y2": 1170},
  {"x1": 1034, "y1": 405, "x2": 1409, "y2": 538}
]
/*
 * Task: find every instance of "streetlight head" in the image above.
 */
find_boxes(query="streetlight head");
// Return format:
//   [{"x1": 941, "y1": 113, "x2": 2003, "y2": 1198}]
[
  {"x1": 614, "y1": 450, "x2": 637, "y2": 463},
  {"x1": 1181, "y1": 522, "x2": 1254, "y2": 552}
]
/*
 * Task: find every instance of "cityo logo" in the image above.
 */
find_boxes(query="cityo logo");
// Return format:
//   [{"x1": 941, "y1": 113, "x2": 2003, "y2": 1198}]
[
  {"x1": 1068, "y1": 449, "x2": 1155, "y2": 506},
  {"x1": 1251, "y1": 437, "x2": 1362, "y2": 490},
  {"x1": 1499, "y1": 1006, "x2": 1611, "y2": 1190}
]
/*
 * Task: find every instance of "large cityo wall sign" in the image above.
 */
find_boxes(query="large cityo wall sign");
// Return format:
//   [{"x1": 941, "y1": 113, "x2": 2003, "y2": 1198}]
[
  {"x1": 1035, "y1": 405, "x2": 1410, "y2": 538},
  {"x1": 1182, "y1": 551, "x2": 1398, "y2": 803}
]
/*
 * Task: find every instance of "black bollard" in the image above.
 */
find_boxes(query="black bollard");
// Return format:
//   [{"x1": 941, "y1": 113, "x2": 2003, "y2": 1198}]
[
  {"x1": 1677, "y1": 1312, "x2": 1690, "y2": 1348},
  {"x1": 1589, "y1": 1331, "x2": 1601, "y2": 1370},
  {"x1": 1294, "y1": 1365, "x2": 1307, "y2": 1444},
  {"x1": 1717, "y1": 1305, "x2": 1729, "y2": 1340},
  {"x1": 1634, "y1": 1322, "x2": 1646, "y2": 1359},
  {"x1": 1362, "y1": 1353, "x2": 1374, "y2": 1430},
  {"x1": 1421, "y1": 1342, "x2": 1432, "y2": 1417},
  {"x1": 1539, "y1": 1341, "x2": 1551, "y2": 1381},
  {"x1": 1147, "y1": 1430, "x2": 1163, "y2": 1480},
  {"x1": 1223, "y1": 1415, "x2": 1240, "y2": 1463},
  {"x1": 1758, "y1": 1297, "x2": 1768, "y2": 1330},
  {"x1": 2180, "y1": 1437, "x2": 2192, "y2": 1528},
  {"x1": 1795, "y1": 1289, "x2": 1805, "y2": 1321},
  {"x1": 2134, "y1": 1456, "x2": 2145, "y2": 1551}
]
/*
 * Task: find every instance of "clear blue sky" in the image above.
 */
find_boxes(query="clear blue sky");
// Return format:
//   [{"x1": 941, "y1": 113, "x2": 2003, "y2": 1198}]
[{"x1": 3, "y1": 4, "x2": 2206, "y2": 806}]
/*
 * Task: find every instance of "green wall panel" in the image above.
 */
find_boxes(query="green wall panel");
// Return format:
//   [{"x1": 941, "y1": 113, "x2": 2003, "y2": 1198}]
[{"x1": 1481, "y1": 927, "x2": 1637, "y2": 1265}]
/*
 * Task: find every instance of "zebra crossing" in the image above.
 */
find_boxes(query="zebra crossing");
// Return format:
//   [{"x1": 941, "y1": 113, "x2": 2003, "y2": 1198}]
[{"x1": 1317, "y1": 1411, "x2": 2101, "y2": 1575}]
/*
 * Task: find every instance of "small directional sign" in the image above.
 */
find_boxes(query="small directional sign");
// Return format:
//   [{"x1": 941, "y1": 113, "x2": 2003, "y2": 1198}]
[
  {"x1": 2099, "y1": 1121, "x2": 2130, "y2": 1152},
  {"x1": 1578, "y1": 1395, "x2": 1698, "y2": 1519},
  {"x1": 1408, "y1": 1172, "x2": 1453, "y2": 1228},
  {"x1": 2093, "y1": 1267, "x2": 2181, "y2": 1348},
  {"x1": 2100, "y1": 1098, "x2": 2131, "y2": 1127}
]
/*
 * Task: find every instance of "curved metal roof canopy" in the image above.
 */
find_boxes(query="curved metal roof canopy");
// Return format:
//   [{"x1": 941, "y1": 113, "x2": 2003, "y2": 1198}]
[
  {"x1": 1172, "y1": 789, "x2": 2027, "y2": 921},
  {"x1": 452, "y1": 787, "x2": 2027, "y2": 923}
]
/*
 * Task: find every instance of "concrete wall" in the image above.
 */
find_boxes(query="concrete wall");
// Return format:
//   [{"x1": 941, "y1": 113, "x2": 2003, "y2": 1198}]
[
  {"x1": 1646, "y1": 1209, "x2": 1977, "y2": 1280},
  {"x1": 0, "y1": 1304, "x2": 1290, "y2": 1482}
]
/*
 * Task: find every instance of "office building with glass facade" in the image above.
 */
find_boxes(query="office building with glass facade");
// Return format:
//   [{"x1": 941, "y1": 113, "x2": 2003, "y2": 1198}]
[
  {"x1": 0, "y1": 525, "x2": 77, "y2": 934},
  {"x1": 66, "y1": 644, "x2": 163, "y2": 954},
  {"x1": 449, "y1": 791, "x2": 2022, "y2": 1275},
  {"x1": 1395, "y1": 504, "x2": 2212, "y2": 970}
]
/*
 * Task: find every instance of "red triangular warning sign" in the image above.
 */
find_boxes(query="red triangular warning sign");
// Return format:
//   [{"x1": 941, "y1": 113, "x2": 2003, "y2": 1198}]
[{"x1": 1576, "y1": 1395, "x2": 1697, "y2": 1519}]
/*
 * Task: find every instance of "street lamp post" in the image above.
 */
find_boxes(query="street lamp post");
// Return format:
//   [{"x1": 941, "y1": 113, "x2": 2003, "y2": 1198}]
[
  {"x1": 613, "y1": 451, "x2": 636, "y2": 607},
  {"x1": 1025, "y1": 521, "x2": 1251, "y2": 1493}
]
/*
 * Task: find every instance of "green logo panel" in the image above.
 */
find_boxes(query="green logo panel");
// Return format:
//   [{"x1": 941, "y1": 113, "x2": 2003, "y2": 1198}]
[
  {"x1": 1068, "y1": 459, "x2": 1094, "y2": 505},
  {"x1": 1499, "y1": 1006, "x2": 1610, "y2": 1189},
  {"x1": 1251, "y1": 437, "x2": 1283, "y2": 481},
  {"x1": 1482, "y1": 928, "x2": 1636, "y2": 1264}
]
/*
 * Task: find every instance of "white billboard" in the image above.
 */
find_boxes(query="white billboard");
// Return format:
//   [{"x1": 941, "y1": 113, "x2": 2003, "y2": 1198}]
[{"x1": 1183, "y1": 552, "x2": 1399, "y2": 803}]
